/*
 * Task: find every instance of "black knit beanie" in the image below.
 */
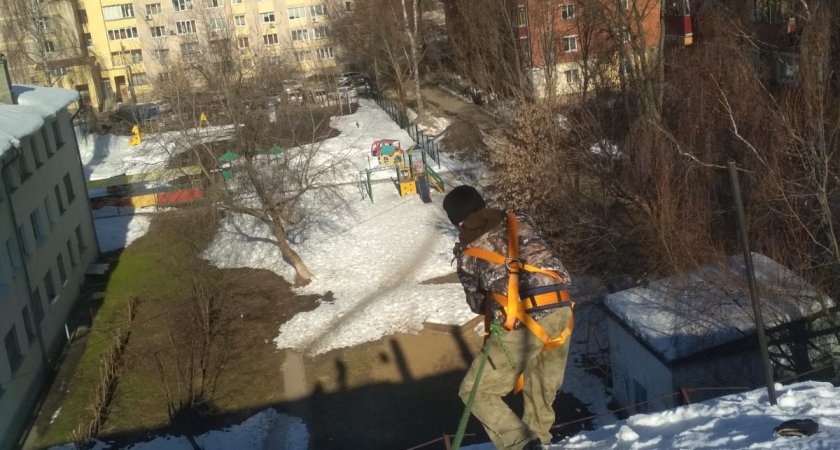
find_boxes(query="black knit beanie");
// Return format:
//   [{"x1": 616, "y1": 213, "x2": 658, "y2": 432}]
[{"x1": 443, "y1": 185, "x2": 486, "y2": 225}]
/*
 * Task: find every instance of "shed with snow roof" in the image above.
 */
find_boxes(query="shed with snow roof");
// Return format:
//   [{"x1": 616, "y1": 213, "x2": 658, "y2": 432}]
[{"x1": 604, "y1": 253, "x2": 838, "y2": 414}]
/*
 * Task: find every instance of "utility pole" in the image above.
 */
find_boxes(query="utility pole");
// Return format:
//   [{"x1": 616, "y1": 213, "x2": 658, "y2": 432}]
[{"x1": 728, "y1": 161, "x2": 777, "y2": 405}]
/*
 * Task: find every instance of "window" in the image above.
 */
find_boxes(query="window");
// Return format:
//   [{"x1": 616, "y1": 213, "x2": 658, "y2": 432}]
[
  {"x1": 315, "y1": 46, "x2": 334, "y2": 60},
  {"x1": 237, "y1": 36, "x2": 249, "y2": 49},
  {"x1": 55, "y1": 185, "x2": 65, "y2": 214},
  {"x1": 560, "y1": 4, "x2": 575, "y2": 20},
  {"x1": 44, "y1": 270, "x2": 57, "y2": 302},
  {"x1": 263, "y1": 33, "x2": 279, "y2": 45},
  {"x1": 153, "y1": 48, "x2": 170, "y2": 61},
  {"x1": 32, "y1": 136, "x2": 45, "y2": 166},
  {"x1": 30, "y1": 210, "x2": 44, "y2": 244},
  {"x1": 17, "y1": 226, "x2": 30, "y2": 257},
  {"x1": 79, "y1": 9, "x2": 88, "y2": 24},
  {"x1": 66, "y1": 240, "x2": 77, "y2": 267},
  {"x1": 31, "y1": 289, "x2": 45, "y2": 325},
  {"x1": 158, "y1": 72, "x2": 172, "y2": 82},
  {"x1": 44, "y1": 41, "x2": 55, "y2": 53},
  {"x1": 44, "y1": 198, "x2": 55, "y2": 228},
  {"x1": 619, "y1": 0, "x2": 629, "y2": 10},
  {"x1": 181, "y1": 41, "x2": 200, "y2": 54},
  {"x1": 22, "y1": 307, "x2": 36, "y2": 344},
  {"x1": 51, "y1": 120, "x2": 63, "y2": 150},
  {"x1": 172, "y1": 0, "x2": 192, "y2": 11},
  {"x1": 57, "y1": 254, "x2": 67, "y2": 285},
  {"x1": 516, "y1": 6, "x2": 526, "y2": 27},
  {"x1": 146, "y1": 3, "x2": 162, "y2": 14},
  {"x1": 84, "y1": 33, "x2": 93, "y2": 47},
  {"x1": 231, "y1": 0, "x2": 242, "y2": 3},
  {"x1": 132, "y1": 72, "x2": 149, "y2": 85},
  {"x1": 345, "y1": 1, "x2": 352, "y2": 11},
  {"x1": 102, "y1": 4, "x2": 135, "y2": 20},
  {"x1": 205, "y1": 0, "x2": 220, "y2": 7},
  {"x1": 288, "y1": 6, "x2": 305, "y2": 19},
  {"x1": 563, "y1": 35, "x2": 578, "y2": 52},
  {"x1": 151, "y1": 26, "x2": 166, "y2": 37},
  {"x1": 107, "y1": 27, "x2": 139, "y2": 40},
  {"x1": 564, "y1": 68, "x2": 580, "y2": 84},
  {"x1": 5, "y1": 239, "x2": 21, "y2": 270},
  {"x1": 4, "y1": 327, "x2": 23, "y2": 373},
  {"x1": 111, "y1": 49, "x2": 143, "y2": 65},
  {"x1": 777, "y1": 52, "x2": 799, "y2": 83},
  {"x1": 313, "y1": 26, "x2": 329, "y2": 39},
  {"x1": 261, "y1": 12, "x2": 276, "y2": 24},
  {"x1": 291, "y1": 29, "x2": 308, "y2": 41},
  {"x1": 208, "y1": 17, "x2": 226, "y2": 32},
  {"x1": 309, "y1": 4, "x2": 325, "y2": 17},
  {"x1": 36, "y1": 17, "x2": 49, "y2": 30},
  {"x1": 295, "y1": 50, "x2": 311, "y2": 61},
  {"x1": 176, "y1": 19, "x2": 196, "y2": 34},
  {"x1": 234, "y1": 15, "x2": 245, "y2": 27},
  {"x1": 63, "y1": 173, "x2": 75, "y2": 203},
  {"x1": 75, "y1": 225, "x2": 86, "y2": 255}
]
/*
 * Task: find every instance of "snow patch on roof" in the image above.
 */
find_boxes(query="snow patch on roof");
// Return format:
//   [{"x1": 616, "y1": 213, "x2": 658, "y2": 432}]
[
  {"x1": 12, "y1": 84, "x2": 79, "y2": 117},
  {"x1": 0, "y1": 85, "x2": 79, "y2": 155},
  {"x1": 604, "y1": 253, "x2": 833, "y2": 362},
  {"x1": 0, "y1": 104, "x2": 46, "y2": 155}
]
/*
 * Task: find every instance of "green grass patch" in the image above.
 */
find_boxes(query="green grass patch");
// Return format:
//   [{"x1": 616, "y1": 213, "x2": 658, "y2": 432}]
[{"x1": 37, "y1": 208, "x2": 210, "y2": 447}]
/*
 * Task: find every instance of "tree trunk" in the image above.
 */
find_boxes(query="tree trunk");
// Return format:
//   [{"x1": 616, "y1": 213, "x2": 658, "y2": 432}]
[
  {"x1": 270, "y1": 221, "x2": 313, "y2": 286},
  {"x1": 401, "y1": 0, "x2": 423, "y2": 114}
]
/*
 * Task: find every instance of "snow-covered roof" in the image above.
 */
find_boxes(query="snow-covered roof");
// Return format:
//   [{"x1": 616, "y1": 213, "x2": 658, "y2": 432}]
[
  {"x1": 0, "y1": 85, "x2": 79, "y2": 156},
  {"x1": 604, "y1": 253, "x2": 833, "y2": 362}
]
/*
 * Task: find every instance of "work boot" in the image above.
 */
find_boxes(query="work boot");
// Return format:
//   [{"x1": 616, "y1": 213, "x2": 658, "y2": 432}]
[{"x1": 522, "y1": 438, "x2": 544, "y2": 450}]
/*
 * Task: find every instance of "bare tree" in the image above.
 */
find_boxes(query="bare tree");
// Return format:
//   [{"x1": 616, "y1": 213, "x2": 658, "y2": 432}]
[
  {"x1": 142, "y1": 16, "x2": 349, "y2": 286},
  {"x1": 0, "y1": 0, "x2": 93, "y2": 87}
]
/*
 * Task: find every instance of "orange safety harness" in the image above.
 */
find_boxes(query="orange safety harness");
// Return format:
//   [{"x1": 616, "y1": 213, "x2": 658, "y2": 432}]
[{"x1": 462, "y1": 212, "x2": 575, "y2": 351}]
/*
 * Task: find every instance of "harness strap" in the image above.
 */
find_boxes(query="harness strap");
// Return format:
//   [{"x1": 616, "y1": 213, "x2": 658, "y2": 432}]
[{"x1": 462, "y1": 211, "x2": 574, "y2": 351}]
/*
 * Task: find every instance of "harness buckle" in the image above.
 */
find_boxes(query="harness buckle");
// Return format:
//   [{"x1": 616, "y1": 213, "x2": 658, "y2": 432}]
[{"x1": 505, "y1": 257, "x2": 522, "y2": 271}]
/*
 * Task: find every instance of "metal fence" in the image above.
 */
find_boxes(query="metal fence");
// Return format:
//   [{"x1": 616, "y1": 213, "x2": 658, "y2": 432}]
[{"x1": 369, "y1": 91, "x2": 443, "y2": 167}]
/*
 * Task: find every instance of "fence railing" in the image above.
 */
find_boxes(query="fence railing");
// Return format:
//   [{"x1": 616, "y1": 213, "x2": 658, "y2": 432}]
[{"x1": 369, "y1": 90, "x2": 443, "y2": 167}]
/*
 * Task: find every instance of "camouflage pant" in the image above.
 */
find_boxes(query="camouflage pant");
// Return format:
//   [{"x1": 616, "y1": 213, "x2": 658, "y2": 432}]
[{"x1": 459, "y1": 307, "x2": 572, "y2": 450}]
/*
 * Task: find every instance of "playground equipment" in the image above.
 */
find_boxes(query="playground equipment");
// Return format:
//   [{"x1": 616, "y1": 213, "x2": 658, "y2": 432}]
[
  {"x1": 128, "y1": 124, "x2": 143, "y2": 146},
  {"x1": 359, "y1": 142, "x2": 445, "y2": 204}
]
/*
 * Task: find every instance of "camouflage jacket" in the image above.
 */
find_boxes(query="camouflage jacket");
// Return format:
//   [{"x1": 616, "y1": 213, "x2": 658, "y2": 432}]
[{"x1": 454, "y1": 208, "x2": 571, "y2": 322}]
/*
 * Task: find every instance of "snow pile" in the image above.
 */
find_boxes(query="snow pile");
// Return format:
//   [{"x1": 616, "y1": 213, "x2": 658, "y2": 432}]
[
  {"x1": 50, "y1": 409, "x2": 307, "y2": 450},
  {"x1": 554, "y1": 381, "x2": 840, "y2": 449},
  {"x1": 0, "y1": 105, "x2": 46, "y2": 154},
  {"x1": 13, "y1": 84, "x2": 80, "y2": 117},
  {"x1": 604, "y1": 253, "x2": 832, "y2": 362},
  {"x1": 93, "y1": 214, "x2": 151, "y2": 252}
]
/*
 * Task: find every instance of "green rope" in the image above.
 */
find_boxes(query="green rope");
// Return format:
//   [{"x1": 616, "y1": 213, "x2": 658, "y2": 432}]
[{"x1": 452, "y1": 320, "x2": 516, "y2": 450}]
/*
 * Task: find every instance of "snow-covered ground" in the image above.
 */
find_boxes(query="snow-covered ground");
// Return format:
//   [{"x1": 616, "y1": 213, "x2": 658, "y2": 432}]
[
  {"x1": 51, "y1": 409, "x2": 308, "y2": 450},
  {"x1": 74, "y1": 99, "x2": 840, "y2": 449}
]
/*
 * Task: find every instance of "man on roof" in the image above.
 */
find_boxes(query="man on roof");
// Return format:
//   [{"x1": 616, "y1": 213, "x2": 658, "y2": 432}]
[{"x1": 443, "y1": 185, "x2": 574, "y2": 450}]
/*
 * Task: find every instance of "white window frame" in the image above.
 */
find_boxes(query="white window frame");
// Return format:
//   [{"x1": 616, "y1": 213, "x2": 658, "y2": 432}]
[
  {"x1": 176, "y1": 19, "x2": 197, "y2": 34},
  {"x1": 146, "y1": 3, "x2": 162, "y2": 15},
  {"x1": 263, "y1": 33, "x2": 279, "y2": 45},
  {"x1": 150, "y1": 25, "x2": 166, "y2": 37},
  {"x1": 288, "y1": 6, "x2": 305, "y2": 20},
  {"x1": 172, "y1": 0, "x2": 193, "y2": 12},
  {"x1": 291, "y1": 28, "x2": 308, "y2": 41},
  {"x1": 563, "y1": 35, "x2": 578, "y2": 52},
  {"x1": 560, "y1": 4, "x2": 575, "y2": 20},
  {"x1": 261, "y1": 12, "x2": 276, "y2": 24},
  {"x1": 234, "y1": 15, "x2": 245, "y2": 27}
]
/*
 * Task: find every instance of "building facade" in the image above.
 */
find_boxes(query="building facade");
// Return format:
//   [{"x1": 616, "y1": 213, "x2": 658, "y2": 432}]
[
  {"x1": 0, "y1": 0, "x2": 104, "y2": 108},
  {"x1": 516, "y1": 0, "x2": 661, "y2": 98},
  {"x1": 0, "y1": 60, "x2": 99, "y2": 450},
  {"x1": 79, "y1": 0, "x2": 341, "y2": 102}
]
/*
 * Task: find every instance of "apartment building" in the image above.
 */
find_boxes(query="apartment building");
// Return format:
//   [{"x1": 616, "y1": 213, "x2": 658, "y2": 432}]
[
  {"x1": 0, "y1": 0, "x2": 104, "y2": 108},
  {"x1": 79, "y1": 0, "x2": 340, "y2": 102},
  {"x1": 516, "y1": 0, "x2": 661, "y2": 98},
  {"x1": 0, "y1": 58, "x2": 99, "y2": 450}
]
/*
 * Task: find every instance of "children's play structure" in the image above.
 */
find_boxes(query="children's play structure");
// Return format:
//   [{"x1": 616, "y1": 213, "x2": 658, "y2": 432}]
[{"x1": 360, "y1": 139, "x2": 445, "y2": 204}]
